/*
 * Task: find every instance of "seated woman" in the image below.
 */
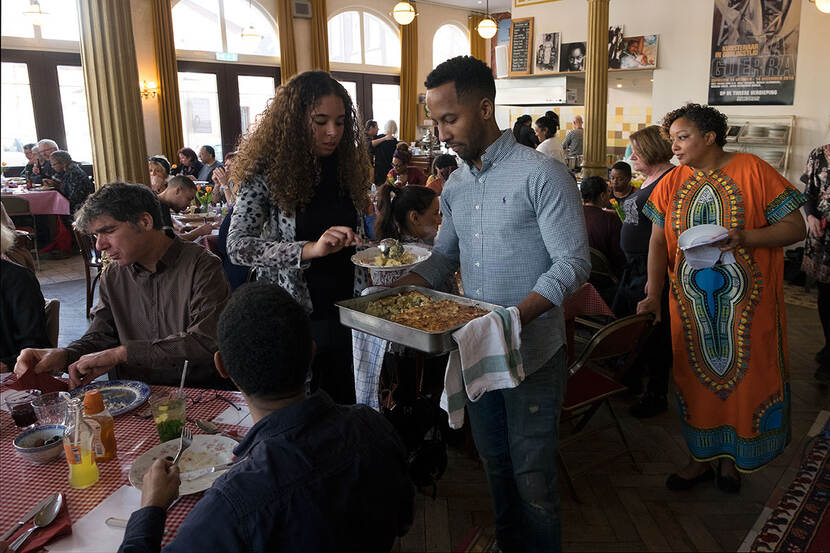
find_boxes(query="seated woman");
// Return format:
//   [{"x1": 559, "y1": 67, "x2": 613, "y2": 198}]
[
  {"x1": 535, "y1": 111, "x2": 566, "y2": 163},
  {"x1": 425, "y1": 154, "x2": 458, "y2": 195},
  {"x1": 386, "y1": 143, "x2": 427, "y2": 187},
  {"x1": 211, "y1": 151, "x2": 238, "y2": 206},
  {"x1": 214, "y1": 152, "x2": 249, "y2": 290},
  {"x1": 0, "y1": 223, "x2": 49, "y2": 371},
  {"x1": 148, "y1": 155, "x2": 171, "y2": 194},
  {"x1": 581, "y1": 176, "x2": 625, "y2": 304},
  {"x1": 171, "y1": 147, "x2": 203, "y2": 180}
]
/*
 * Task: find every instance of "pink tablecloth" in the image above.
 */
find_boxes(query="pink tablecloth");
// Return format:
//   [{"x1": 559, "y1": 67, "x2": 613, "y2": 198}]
[
  {"x1": 0, "y1": 379, "x2": 247, "y2": 548},
  {"x1": 2, "y1": 189, "x2": 69, "y2": 215}
]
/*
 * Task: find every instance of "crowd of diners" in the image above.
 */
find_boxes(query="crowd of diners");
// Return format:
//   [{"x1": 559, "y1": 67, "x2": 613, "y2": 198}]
[{"x1": 2, "y1": 53, "x2": 829, "y2": 553}]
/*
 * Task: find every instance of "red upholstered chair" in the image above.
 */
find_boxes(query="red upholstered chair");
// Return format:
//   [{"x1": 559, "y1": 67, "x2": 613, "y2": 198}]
[{"x1": 558, "y1": 313, "x2": 655, "y2": 502}]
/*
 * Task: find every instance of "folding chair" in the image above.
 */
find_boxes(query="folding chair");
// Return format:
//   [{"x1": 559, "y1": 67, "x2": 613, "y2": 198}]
[
  {"x1": 73, "y1": 230, "x2": 103, "y2": 318},
  {"x1": 1, "y1": 196, "x2": 39, "y2": 269},
  {"x1": 558, "y1": 313, "x2": 654, "y2": 502}
]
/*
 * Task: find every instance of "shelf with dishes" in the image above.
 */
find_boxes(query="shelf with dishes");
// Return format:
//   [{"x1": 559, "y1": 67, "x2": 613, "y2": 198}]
[{"x1": 723, "y1": 115, "x2": 794, "y2": 174}]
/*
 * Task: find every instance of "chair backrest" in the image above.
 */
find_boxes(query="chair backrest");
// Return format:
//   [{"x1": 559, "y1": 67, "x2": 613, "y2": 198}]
[
  {"x1": 44, "y1": 298, "x2": 60, "y2": 348},
  {"x1": 0, "y1": 196, "x2": 31, "y2": 216},
  {"x1": 589, "y1": 247, "x2": 618, "y2": 284},
  {"x1": 568, "y1": 313, "x2": 655, "y2": 377},
  {"x1": 73, "y1": 230, "x2": 103, "y2": 267}
]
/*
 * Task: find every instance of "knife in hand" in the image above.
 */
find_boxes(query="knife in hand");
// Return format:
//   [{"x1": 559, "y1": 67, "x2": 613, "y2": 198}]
[
  {"x1": 0, "y1": 493, "x2": 59, "y2": 541},
  {"x1": 180, "y1": 462, "x2": 235, "y2": 481}
]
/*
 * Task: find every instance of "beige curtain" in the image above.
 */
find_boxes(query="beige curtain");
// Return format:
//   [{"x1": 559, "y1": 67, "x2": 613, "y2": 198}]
[
  {"x1": 468, "y1": 15, "x2": 487, "y2": 62},
  {"x1": 310, "y1": 0, "x2": 330, "y2": 72},
  {"x1": 151, "y1": 0, "x2": 183, "y2": 162},
  {"x1": 400, "y1": 10, "x2": 418, "y2": 143},
  {"x1": 77, "y1": 0, "x2": 148, "y2": 187},
  {"x1": 277, "y1": 0, "x2": 298, "y2": 84}
]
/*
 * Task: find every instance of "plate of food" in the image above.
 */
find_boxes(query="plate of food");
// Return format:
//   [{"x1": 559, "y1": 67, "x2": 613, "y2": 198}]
[
  {"x1": 173, "y1": 213, "x2": 220, "y2": 223},
  {"x1": 68, "y1": 380, "x2": 151, "y2": 416},
  {"x1": 129, "y1": 434, "x2": 238, "y2": 495},
  {"x1": 351, "y1": 244, "x2": 431, "y2": 271}
]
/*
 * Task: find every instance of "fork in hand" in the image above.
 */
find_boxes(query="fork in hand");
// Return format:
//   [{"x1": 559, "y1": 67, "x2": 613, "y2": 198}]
[{"x1": 171, "y1": 427, "x2": 193, "y2": 466}]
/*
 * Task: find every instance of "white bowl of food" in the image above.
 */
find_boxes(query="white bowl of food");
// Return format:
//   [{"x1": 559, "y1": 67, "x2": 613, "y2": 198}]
[
  {"x1": 13, "y1": 425, "x2": 66, "y2": 464},
  {"x1": 351, "y1": 244, "x2": 432, "y2": 272}
]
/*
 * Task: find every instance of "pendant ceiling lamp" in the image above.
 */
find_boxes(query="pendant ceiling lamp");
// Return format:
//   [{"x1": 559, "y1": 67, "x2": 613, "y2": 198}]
[
  {"x1": 477, "y1": 0, "x2": 497, "y2": 40},
  {"x1": 241, "y1": 0, "x2": 261, "y2": 42},
  {"x1": 393, "y1": 2, "x2": 416, "y2": 25},
  {"x1": 23, "y1": 0, "x2": 49, "y2": 26},
  {"x1": 812, "y1": 0, "x2": 830, "y2": 13}
]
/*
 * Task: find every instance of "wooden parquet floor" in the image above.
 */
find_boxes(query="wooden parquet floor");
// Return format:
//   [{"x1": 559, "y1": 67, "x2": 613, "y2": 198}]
[{"x1": 395, "y1": 302, "x2": 830, "y2": 552}]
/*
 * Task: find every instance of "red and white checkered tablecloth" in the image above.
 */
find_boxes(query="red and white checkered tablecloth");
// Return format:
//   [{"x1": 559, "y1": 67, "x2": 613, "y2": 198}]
[{"x1": 0, "y1": 379, "x2": 248, "y2": 548}]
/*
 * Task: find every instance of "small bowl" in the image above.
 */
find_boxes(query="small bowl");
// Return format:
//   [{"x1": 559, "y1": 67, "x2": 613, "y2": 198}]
[{"x1": 13, "y1": 425, "x2": 66, "y2": 464}]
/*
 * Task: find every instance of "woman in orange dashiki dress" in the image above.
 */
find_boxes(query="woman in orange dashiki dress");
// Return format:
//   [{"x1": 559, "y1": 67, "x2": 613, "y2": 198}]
[{"x1": 638, "y1": 104, "x2": 806, "y2": 492}]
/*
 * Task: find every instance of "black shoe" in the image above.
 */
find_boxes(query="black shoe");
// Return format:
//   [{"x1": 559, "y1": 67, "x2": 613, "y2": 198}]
[
  {"x1": 815, "y1": 365, "x2": 830, "y2": 384},
  {"x1": 665, "y1": 467, "x2": 715, "y2": 491},
  {"x1": 716, "y1": 461, "x2": 741, "y2": 493},
  {"x1": 629, "y1": 393, "x2": 668, "y2": 418}
]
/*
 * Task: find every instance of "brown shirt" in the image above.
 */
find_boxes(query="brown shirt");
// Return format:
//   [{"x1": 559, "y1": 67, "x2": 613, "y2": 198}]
[{"x1": 64, "y1": 238, "x2": 231, "y2": 387}]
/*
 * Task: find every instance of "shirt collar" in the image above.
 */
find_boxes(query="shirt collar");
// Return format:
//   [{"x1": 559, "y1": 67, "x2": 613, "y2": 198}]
[
  {"x1": 130, "y1": 235, "x2": 181, "y2": 274},
  {"x1": 232, "y1": 391, "x2": 337, "y2": 458},
  {"x1": 469, "y1": 129, "x2": 516, "y2": 174}
]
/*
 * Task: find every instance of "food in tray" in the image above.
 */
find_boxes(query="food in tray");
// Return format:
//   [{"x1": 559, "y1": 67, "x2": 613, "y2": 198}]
[
  {"x1": 366, "y1": 291, "x2": 489, "y2": 332},
  {"x1": 371, "y1": 251, "x2": 418, "y2": 267}
]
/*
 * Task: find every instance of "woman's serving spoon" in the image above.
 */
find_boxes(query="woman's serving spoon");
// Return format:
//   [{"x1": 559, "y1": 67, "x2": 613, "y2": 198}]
[{"x1": 378, "y1": 238, "x2": 404, "y2": 259}]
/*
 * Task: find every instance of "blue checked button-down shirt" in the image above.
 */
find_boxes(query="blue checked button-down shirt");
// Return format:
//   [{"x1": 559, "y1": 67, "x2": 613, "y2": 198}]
[{"x1": 414, "y1": 130, "x2": 590, "y2": 374}]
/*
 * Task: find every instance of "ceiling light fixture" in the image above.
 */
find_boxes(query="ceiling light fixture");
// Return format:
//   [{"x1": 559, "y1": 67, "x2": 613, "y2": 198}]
[
  {"x1": 22, "y1": 0, "x2": 49, "y2": 26},
  {"x1": 477, "y1": 0, "x2": 497, "y2": 40},
  {"x1": 811, "y1": 0, "x2": 830, "y2": 14},
  {"x1": 393, "y1": 2, "x2": 416, "y2": 25},
  {"x1": 241, "y1": 0, "x2": 261, "y2": 42},
  {"x1": 616, "y1": 78, "x2": 623, "y2": 88}
]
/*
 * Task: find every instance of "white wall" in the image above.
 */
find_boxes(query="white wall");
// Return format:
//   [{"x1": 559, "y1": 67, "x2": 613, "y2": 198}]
[
  {"x1": 131, "y1": 0, "x2": 163, "y2": 157},
  {"x1": 511, "y1": 0, "x2": 830, "y2": 184}
]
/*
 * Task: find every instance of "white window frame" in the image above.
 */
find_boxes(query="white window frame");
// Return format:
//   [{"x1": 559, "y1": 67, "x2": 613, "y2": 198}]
[
  {"x1": 432, "y1": 22, "x2": 469, "y2": 69},
  {"x1": 328, "y1": 7, "x2": 400, "y2": 76},
  {"x1": 172, "y1": 0, "x2": 280, "y2": 66}
]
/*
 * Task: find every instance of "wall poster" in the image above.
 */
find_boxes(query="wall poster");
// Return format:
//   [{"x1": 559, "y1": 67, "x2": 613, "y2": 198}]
[
  {"x1": 509, "y1": 17, "x2": 534, "y2": 77},
  {"x1": 708, "y1": 0, "x2": 801, "y2": 105},
  {"x1": 619, "y1": 35, "x2": 658, "y2": 69},
  {"x1": 534, "y1": 31, "x2": 560, "y2": 74}
]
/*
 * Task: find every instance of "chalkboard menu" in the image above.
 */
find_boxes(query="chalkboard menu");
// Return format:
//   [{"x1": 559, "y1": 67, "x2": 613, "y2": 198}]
[{"x1": 509, "y1": 17, "x2": 534, "y2": 77}]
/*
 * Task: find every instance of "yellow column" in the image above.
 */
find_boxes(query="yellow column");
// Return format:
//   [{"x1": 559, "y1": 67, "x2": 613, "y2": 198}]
[
  {"x1": 277, "y1": 0, "x2": 298, "y2": 84},
  {"x1": 77, "y1": 0, "x2": 148, "y2": 187},
  {"x1": 400, "y1": 10, "x2": 419, "y2": 143},
  {"x1": 581, "y1": 0, "x2": 609, "y2": 178},
  {"x1": 151, "y1": 0, "x2": 183, "y2": 163},
  {"x1": 310, "y1": 0, "x2": 330, "y2": 72}
]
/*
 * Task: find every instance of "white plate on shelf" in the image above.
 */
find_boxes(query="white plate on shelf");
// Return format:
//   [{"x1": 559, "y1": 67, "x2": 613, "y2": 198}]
[
  {"x1": 129, "y1": 434, "x2": 238, "y2": 495},
  {"x1": 351, "y1": 244, "x2": 432, "y2": 272}
]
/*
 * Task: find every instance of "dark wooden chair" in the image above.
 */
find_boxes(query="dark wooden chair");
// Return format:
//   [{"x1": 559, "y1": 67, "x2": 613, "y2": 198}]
[
  {"x1": 44, "y1": 298, "x2": 60, "y2": 348},
  {"x1": 559, "y1": 313, "x2": 654, "y2": 502},
  {"x1": 1, "y1": 196, "x2": 39, "y2": 269},
  {"x1": 73, "y1": 230, "x2": 103, "y2": 318}
]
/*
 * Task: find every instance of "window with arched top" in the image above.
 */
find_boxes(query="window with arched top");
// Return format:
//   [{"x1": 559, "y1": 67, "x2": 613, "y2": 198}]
[
  {"x1": 328, "y1": 10, "x2": 400, "y2": 68},
  {"x1": 432, "y1": 24, "x2": 469, "y2": 69},
  {"x1": 172, "y1": 0, "x2": 279, "y2": 59}
]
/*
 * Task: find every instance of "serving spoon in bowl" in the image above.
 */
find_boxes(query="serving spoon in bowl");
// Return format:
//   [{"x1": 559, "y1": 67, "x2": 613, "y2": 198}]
[{"x1": 378, "y1": 238, "x2": 404, "y2": 259}]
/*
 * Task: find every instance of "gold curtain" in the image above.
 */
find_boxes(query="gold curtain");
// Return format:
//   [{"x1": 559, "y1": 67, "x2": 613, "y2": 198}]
[
  {"x1": 277, "y1": 0, "x2": 297, "y2": 84},
  {"x1": 468, "y1": 15, "x2": 487, "y2": 62},
  {"x1": 151, "y1": 0, "x2": 183, "y2": 162},
  {"x1": 400, "y1": 10, "x2": 418, "y2": 143},
  {"x1": 77, "y1": 0, "x2": 148, "y2": 187},
  {"x1": 310, "y1": 0, "x2": 330, "y2": 72}
]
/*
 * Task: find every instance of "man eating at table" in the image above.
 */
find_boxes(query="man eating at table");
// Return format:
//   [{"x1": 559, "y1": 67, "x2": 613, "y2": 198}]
[
  {"x1": 117, "y1": 282, "x2": 415, "y2": 553},
  {"x1": 395, "y1": 56, "x2": 589, "y2": 553},
  {"x1": 156, "y1": 175, "x2": 216, "y2": 241},
  {"x1": 14, "y1": 182, "x2": 231, "y2": 389}
]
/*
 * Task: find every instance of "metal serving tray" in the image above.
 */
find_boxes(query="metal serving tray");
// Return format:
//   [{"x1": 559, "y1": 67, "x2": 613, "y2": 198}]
[{"x1": 336, "y1": 286, "x2": 502, "y2": 354}]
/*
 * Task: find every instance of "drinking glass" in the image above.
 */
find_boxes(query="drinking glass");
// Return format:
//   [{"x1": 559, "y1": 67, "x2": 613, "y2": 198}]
[
  {"x1": 150, "y1": 393, "x2": 187, "y2": 443},
  {"x1": 5, "y1": 390, "x2": 41, "y2": 429},
  {"x1": 31, "y1": 391, "x2": 69, "y2": 425}
]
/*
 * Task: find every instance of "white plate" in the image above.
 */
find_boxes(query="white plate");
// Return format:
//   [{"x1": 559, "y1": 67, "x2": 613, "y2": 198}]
[
  {"x1": 351, "y1": 244, "x2": 432, "y2": 272},
  {"x1": 129, "y1": 434, "x2": 237, "y2": 495},
  {"x1": 677, "y1": 224, "x2": 729, "y2": 250}
]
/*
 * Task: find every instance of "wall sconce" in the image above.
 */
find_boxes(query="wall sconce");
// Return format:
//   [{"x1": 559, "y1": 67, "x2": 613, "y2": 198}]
[{"x1": 140, "y1": 80, "x2": 158, "y2": 99}]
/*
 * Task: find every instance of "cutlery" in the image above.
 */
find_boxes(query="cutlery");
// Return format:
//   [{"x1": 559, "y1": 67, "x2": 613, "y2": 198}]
[
  {"x1": 378, "y1": 238, "x2": 404, "y2": 259},
  {"x1": 180, "y1": 461, "x2": 235, "y2": 481},
  {"x1": 215, "y1": 394, "x2": 241, "y2": 411},
  {"x1": 105, "y1": 493, "x2": 183, "y2": 529},
  {"x1": 195, "y1": 419, "x2": 242, "y2": 442},
  {"x1": 0, "y1": 494, "x2": 58, "y2": 541},
  {"x1": 9, "y1": 493, "x2": 63, "y2": 552},
  {"x1": 171, "y1": 427, "x2": 193, "y2": 466},
  {"x1": 177, "y1": 360, "x2": 189, "y2": 399}
]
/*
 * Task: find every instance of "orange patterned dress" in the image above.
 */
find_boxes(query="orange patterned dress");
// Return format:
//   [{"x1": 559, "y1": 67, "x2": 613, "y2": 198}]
[{"x1": 643, "y1": 153, "x2": 806, "y2": 472}]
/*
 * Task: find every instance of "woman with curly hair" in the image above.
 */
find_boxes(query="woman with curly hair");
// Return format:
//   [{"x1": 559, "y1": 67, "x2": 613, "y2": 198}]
[
  {"x1": 386, "y1": 142, "x2": 427, "y2": 187},
  {"x1": 637, "y1": 103, "x2": 806, "y2": 492},
  {"x1": 227, "y1": 70, "x2": 371, "y2": 404}
]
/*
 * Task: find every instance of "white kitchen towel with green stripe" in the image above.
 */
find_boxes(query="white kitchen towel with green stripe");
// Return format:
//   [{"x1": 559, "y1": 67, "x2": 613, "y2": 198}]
[{"x1": 440, "y1": 306, "x2": 524, "y2": 429}]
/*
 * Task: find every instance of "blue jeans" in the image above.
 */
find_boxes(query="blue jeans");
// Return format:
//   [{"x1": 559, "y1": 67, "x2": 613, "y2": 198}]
[{"x1": 467, "y1": 347, "x2": 567, "y2": 553}]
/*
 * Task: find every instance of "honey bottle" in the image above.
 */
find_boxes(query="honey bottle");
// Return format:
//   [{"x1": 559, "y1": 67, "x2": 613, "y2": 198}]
[{"x1": 83, "y1": 389, "x2": 117, "y2": 462}]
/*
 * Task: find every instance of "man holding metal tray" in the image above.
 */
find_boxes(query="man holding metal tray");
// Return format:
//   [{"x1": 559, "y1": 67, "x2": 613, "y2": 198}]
[{"x1": 395, "y1": 56, "x2": 589, "y2": 553}]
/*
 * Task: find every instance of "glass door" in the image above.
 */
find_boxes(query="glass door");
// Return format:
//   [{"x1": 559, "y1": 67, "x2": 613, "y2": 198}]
[
  {"x1": 0, "y1": 61, "x2": 37, "y2": 166},
  {"x1": 57, "y1": 65, "x2": 92, "y2": 164},
  {"x1": 178, "y1": 71, "x2": 223, "y2": 159},
  {"x1": 237, "y1": 75, "x2": 275, "y2": 135}
]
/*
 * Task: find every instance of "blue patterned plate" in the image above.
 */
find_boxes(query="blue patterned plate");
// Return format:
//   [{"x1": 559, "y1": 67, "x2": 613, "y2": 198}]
[{"x1": 69, "y1": 380, "x2": 151, "y2": 416}]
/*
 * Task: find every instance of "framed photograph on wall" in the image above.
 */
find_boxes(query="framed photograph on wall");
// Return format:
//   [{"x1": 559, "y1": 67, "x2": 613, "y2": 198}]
[
  {"x1": 619, "y1": 35, "x2": 658, "y2": 69},
  {"x1": 608, "y1": 25, "x2": 625, "y2": 69},
  {"x1": 559, "y1": 41, "x2": 586, "y2": 72},
  {"x1": 509, "y1": 17, "x2": 534, "y2": 77},
  {"x1": 534, "y1": 31, "x2": 560, "y2": 74}
]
